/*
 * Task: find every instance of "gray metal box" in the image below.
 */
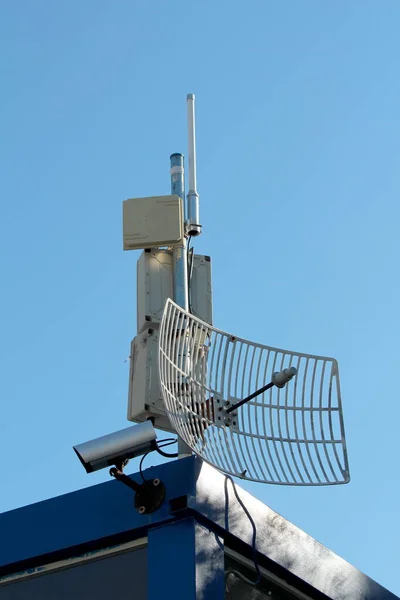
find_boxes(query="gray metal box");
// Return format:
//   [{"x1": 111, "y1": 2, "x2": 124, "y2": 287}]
[
  {"x1": 137, "y1": 249, "x2": 212, "y2": 332},
  {"x1": 127, "y1": 328, "x2": 173, "y2": 432}
]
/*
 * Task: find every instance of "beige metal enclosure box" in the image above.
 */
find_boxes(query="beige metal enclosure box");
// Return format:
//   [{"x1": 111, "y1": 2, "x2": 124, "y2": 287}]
[{"x1": 123, "y1": 195, "x2": 184, "y2": 250}]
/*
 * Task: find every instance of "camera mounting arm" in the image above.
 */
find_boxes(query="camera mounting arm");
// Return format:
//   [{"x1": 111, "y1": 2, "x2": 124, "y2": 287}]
[{"x1": 110, "y1": 462, "x2": 166, "y2": 515}]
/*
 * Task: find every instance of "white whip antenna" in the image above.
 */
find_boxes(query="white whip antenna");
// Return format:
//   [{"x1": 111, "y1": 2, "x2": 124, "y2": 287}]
[{"x1": 187, "y1": 94, "x2": 201, "y2": 237}]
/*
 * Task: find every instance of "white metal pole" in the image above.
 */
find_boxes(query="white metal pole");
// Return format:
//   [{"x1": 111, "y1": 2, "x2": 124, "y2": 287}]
[
  {"x1": 187, "y1": 94, "x2": 197, "y2": 193},
  {"x1": 186, "y1": 94, "x2": 201, "y2": 237}
]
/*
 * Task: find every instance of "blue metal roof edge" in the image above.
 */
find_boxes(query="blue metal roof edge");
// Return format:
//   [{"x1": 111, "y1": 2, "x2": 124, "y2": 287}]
[
  {"x1": 0, "y1": 456, "x2": 397, "y2": 600},
  {"x1": 189, "y1": 461, "x2": 398, "y2": 600},
  {"x1": 0, "y1": 456, "x2": 197, "y2": 570}
]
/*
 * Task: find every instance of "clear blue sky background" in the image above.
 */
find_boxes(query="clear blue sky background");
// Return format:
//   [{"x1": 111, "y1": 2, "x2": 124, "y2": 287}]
[{"x1": 1, "y1": 0, "x2": 399, "y2": 595}]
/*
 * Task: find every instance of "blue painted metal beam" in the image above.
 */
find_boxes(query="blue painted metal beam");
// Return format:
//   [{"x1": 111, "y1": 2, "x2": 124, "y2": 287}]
[
  {"x1": 0, "y1": 457, "x2": 198, "y2": 570},
  {"x1": 0, "y1": 456, "x2": 398, "y2": 600},
  {"x1": 148, "y1": 518, "x2": 224, "y2": 600}
]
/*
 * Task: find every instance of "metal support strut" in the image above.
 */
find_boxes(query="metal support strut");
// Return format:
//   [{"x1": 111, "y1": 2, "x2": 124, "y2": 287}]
[{"x1": 226, "y1": 367, "x2": 298, "y2": 414}]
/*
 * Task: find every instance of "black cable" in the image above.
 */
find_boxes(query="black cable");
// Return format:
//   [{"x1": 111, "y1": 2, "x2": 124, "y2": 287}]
[
  {"x1": 224, "y1": 475, "x2": 261, "y2": 586},
  {"x1": 139, "y1": 452, "x2": 150, "y2": 482},
  {"x1": 155, "y1": 439, "x2": 179, "y2": 458},
  {"x1": 189, "y1": 246, "x2": 194, "y2": 279},
  {"x1": 157, "y1": 439, "x2": 177, "y2": 452},
  {"x1": 139, "y1": 439, "x2": 178, "y2": 479},
  {"x1": 186, "y1": 235, "x2": 194, "y2": 314},
  {"x1": 187, "y1": 234, "x2": 192, "y2": 311}
]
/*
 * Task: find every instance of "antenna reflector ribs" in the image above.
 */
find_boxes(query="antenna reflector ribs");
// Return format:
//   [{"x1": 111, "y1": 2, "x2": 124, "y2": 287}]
[{"x1": 159, "y1": 299, "x2": 350, "y2": 486}]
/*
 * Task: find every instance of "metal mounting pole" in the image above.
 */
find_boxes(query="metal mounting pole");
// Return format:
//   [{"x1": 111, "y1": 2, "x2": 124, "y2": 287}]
[
  {"x1": 170, "y1": 153, "x2": 189, "y2": 311},
  {"x1": 170, "y1": 152, "x2": 191, "y2": 457}
]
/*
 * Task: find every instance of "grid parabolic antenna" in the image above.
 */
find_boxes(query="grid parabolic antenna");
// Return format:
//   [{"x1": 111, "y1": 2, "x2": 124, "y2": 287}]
[{"x1": 159, "y1": 299, "x2": 350, "y2": 485}]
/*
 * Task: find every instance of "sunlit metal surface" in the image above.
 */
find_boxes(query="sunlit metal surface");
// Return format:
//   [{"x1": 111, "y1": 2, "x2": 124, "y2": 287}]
[{"x1": 159, "y1": 299, "x2": 349, "y2": 485}]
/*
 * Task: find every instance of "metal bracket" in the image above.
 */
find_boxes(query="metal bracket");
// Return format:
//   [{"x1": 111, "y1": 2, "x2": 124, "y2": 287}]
[
  {"x1": 110, "y1": 464, "x2": 166, "y2": 515},
  {"x1": 214, "y1": 397, "x2": 240, "y2": 432}
]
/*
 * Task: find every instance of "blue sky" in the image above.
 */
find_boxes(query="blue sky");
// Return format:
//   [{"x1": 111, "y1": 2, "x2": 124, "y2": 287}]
[{"x1": 1, "y1": 0, "x2": 399, "y2": 595}]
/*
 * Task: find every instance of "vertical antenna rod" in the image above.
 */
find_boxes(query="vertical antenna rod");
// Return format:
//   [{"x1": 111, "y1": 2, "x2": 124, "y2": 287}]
[{"x1": 187, "y1": 94, "x2": 201, "y2": 237}]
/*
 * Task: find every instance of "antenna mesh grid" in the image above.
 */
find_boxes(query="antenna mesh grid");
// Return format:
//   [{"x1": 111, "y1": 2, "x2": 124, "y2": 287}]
[{"x1": 159, "y1": 299, "x2": 349, "y2": 485}]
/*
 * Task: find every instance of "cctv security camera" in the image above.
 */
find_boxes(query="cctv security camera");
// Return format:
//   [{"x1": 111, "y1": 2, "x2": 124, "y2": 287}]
[
  {"x1": 73, "y1": 420, "x2": 156, "y2": 474},
  {"x1": 73, "y1": 421, "x2": 167, "y2": 515}
]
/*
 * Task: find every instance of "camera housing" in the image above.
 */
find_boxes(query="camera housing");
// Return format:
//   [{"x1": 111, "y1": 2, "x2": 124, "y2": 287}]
[{"x1": 73, "y1": 421, "x2": 156, "y2": 473}]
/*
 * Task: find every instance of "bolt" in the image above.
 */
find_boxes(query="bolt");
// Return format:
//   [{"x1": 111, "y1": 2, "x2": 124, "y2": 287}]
[
  {"x1": 138, "y1": 506, "x2": 146, "y2": 515},
  {"x1": 153, "y1": 478, "x2": 160, "y2": 487}
]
